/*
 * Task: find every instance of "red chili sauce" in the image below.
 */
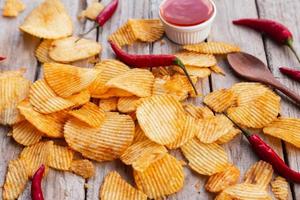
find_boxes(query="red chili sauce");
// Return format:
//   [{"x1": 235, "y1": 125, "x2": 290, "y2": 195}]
[{"x1": 160, "y1": 0, "x2": 214, "y2": 26}]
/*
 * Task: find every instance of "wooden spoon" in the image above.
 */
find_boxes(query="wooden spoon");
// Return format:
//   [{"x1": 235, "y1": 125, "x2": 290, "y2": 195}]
[{"x1": 227, "y1": 52, "x2": 300, "y2": 105}]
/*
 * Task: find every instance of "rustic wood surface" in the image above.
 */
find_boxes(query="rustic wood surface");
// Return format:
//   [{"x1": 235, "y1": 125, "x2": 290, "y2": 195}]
[{"x1": 0, "y1": 0, "x2": 299, "y2": 199}]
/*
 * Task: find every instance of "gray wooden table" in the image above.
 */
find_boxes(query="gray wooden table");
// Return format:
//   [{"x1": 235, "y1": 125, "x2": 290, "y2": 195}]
[{"x1": 0, "y1": 0, "x2": 299, "y2": 199}]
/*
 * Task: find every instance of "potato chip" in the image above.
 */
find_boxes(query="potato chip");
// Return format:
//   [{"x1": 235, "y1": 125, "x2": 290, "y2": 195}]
[
  {"x1": 100, "y1": 171, "x2": 147, "y2": 200},
  {"x1": 67, "y1": 89, "x2": 91, "y2": 107},
  {"x1": 69, "y1": 102, "x2": 106, "y2": 127},
  {"x1": 271, "y1": 176, "x2": 288, "y2": 200},
  {"x1": 20, "y1": 141, "x2": 53, "y2": 177},
  {"x1": 99, "y1": 97, "x2": 118, "y2": 112},
  {"x1": 227, "y1": 90, "x2": 280, "y2": 128},
  {"x1": 183, "y1": 104, "x2": 214, "y2": 119},
  {"x1": 205, "y1": 164, "x2": 240, "y2": 193},
  {"x1": 64, "y1": 113, "x2": 134, "y2": 161},
  {"x1": 89, "y1": 59, "x2": 130, "y2": 97},
  {"x1": 44, "y1": 62, "x2": 98, "y2": 97},
  {"x1": 79, "y1": 1, "x2": 104, "y2": 20},
  {"x1": 136, "y1": 95, "x2": 186, "y2": 145},
  {"x1": 120, "y1": 140, "x2": 167, "y2": 172},
  {"x1": 106, "y1": 68, "x2": 154, "y2": 98},
  {"x1": 48, "y1": 144, "x2": 74, "y2": 170},
  {"x1": 12, "y1": 120, "x2": 43, "y2": 146},
  {"x1": 133, "y1": 124, "x2": 148, "y2": 143},
  {"x1": 204, "y1": 89, "x2": 236, "y2": 112},
  {"x1": 183, "y1": 41, "x2": 240, "y2": 54},
  {"x1": 196, "y1": 114, "x2": 234, "y2": 143},
  {"x1": 166, "y1": 116, "x2": 198, "y2": 149},
  {"x1": 175, "y1": 52, "x2": 217, "y2": 67},
  {"x1": 19, "y1": 0, "x2": 73, "y2": 39},
  {"x1": 263, "y1": 118, "x2": 300, "y2": 148},
  {"x1": 18, "y1": 100, "x2": 64, "y2": 138},
  {"x1": 2, "y1": 0, "x2": 25, "y2": 17},
  {"x1": 210, "y1": 65, "x2": 225, "y2": 75},
  {"x1": 0, "y1": 68, "x2": 26, "y2": 78},
  {"x1": 118, "y1": 96, "x2": 141, "y2": 113},
  {"x1": 181, "y1": 137, "x2": 229, "y2": 175},
  {"x1": 35, "y1": 40, "x2": 54, "y2": 63},
  {"x1": 95, "y1": 88, "x2": 134, "y2": 99},
  {"x1": 216, "y1": 127, "x2": 241, "y2": 144},
  {"x1": 129, "y1": 19, "x2": 164, "y2": 42},
  {"x1": 134, "y1": 154, "x2": 184, "y2": 199},
  {"x1": 70, "y1": 159, "x2": 95, "y2": 178},
  {"x1": 216, "y1": 183, "x2": 272, "y2": 200},
  {"x1": 49, "y1": 36, "x2": 102, "y2": 63},
  {"x1": 108, "y1": 22, "x2": 136, "y2": 47},
  {"x1": 174, "y1": 65, "x2": 211, "y2": 78},
  {"x1": 2, "y1": 159, "x2": 29, "y2": 200}
]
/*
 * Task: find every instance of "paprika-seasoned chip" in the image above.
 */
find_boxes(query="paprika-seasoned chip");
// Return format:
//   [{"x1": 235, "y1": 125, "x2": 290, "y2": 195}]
[
  {"x1": 106, "y1": 68, "x2": 154, "y2": 98},
  {"x1": 99, "y1": 97, "x2": 118, "y2": 111},
  {"x1": 210, "y1": 65, "x2": 225, "y2": 75},
  {"x1": 196, "y1": 114, "x2": 234, "y2": 143},
  {"x1": 216, "y1": 183, "x2": 272, "y2": 200},
  {"x1": 133, "y1": 124, "x2": 148, "y2": 143},
  {"x1": 48, "y1": 144, "x2": 74, "y2": 170},
  {"x1": 174, "y1": 65, "x2": 211, "y2": 78},
  {"x1": 118, "y1": 96, "x2": 141, "y2": 113},
  {"x1": 19, "y1": 0, "x2": 73, "y2": 39},
  {"x1": 69, "y1": 102, "x2": 106, "y2": 127},
  {"x1": 129, "y1": 19, "x2": 164, "y2": 42},
  {"x1": 12, "y1": 120, "x2": 43, "y2": 146},
  {"x1": 120, "y1": 140, "x2": 167, "y2": 172},
  {"x1": 79, "y1": 1, "x2": 104, "y2": 20},
  {"x1": 100, "y1": 171, "x2": 147, "y2": 200},
  {"x1": 70, "y1": 159, "x2": 95, "y2": 178},
  {"x1": 44, "y1": 62, "x2": 98, "y2": 97},
  {"x1": 2, "y1": 0, "x2": 25, "y2": 17},
  {"x1": 18, "y1": 100, "x2": 64, "y2": 138},
  {"x1": 66, "y1": 89, "x2": 91, "y2": 107},
  {"x1": 2, "y1": 159, "x2": 29, "y2": 200},
  {"x1": 64, "y1": 113, "x2": 134, "y2": 161},
  {"x1": 134, "y1": 154, "x2": 184, "y2": 199},
  {"x1": 227, "y1": 90, "x2": 280, "y2": 128},
  {"x1": 183, "y1": 104, "x2": 214, "y2": 119},
  {"x1": 49, "y1": 36, "x2": 102, "y2": 63},
  {"x1": 244, "y1": 160, "x2": 273, "y2": 190},
  {"x1": 216, "y1": 127, "x2": 241, "y2": 145},
  {"x1": 108, "y1": 22, "x2": 136, "y2": 47},
  {"x1": 35, "y1": 40, "x2": 54, "y2": 63},
  {"x1": 205, "y1": 164, "x2": 240, "y2": 193},
  {"x1": 204, "y1": 89, "x2": 236, "y2": 112},
  {"x1": 175, "y1": 52, "x2": 217, "y2": 68},
  {"x1": 181, "y1": 137, "x2": 229, "y2": 175},
  {"x1": 271, "y1": 176, "x2": 289, "y2": 200},
  {"x1": 183, "y1": 41, "x2": 240, "y2": 54},
  {"x1": 263, "y1": 118, "x2": 300, "y2": 148},
  {"x1": 20, "y1": 141, "x2": 53, "y2": 177},
  {"x1": 136, "y1": 95, "x2": 186, "y2": 145}
]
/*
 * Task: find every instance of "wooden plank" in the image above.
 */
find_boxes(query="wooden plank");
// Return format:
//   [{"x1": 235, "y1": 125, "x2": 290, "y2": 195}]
[{"x1": 256, "y1": 0, "x2": 300, "y2": 199}]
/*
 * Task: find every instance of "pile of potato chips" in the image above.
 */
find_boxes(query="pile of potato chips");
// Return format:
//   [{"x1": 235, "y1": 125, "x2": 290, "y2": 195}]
[{"x1": 0, "y1": 0, "x2": 297, "y2": 199}]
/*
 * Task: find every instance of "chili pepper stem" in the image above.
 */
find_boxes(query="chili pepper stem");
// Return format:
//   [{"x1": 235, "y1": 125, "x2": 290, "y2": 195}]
[
  {"x1": 221, "y1": 112, "x2": 252, "y2": 138},
  {"x1": 75, "y1": 24, "x2": 99, "y2": 43},
  {"x1": 286, "y1": 39, "x2": 300, "y2": 64}
]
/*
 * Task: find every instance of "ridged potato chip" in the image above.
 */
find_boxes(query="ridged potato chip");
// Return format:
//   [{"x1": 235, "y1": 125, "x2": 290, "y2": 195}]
[
  {"x1": 263, "y1": 118, "x2": 300, "y2": 148},
  {"x1": 181, "y1": 137, "x2": 229, "y2": 175},
  {"x1": 95, "y1": 88, "x2": 134, "y2": 99},
  {"x1": 108, "y1": 22, "x2": 136, "y2": 47},
  {"x1": 20, "y1": 141, "x2": 53, "y2": 177},
  {"x1": 66, "y1": 89, "x2": 91, "y2": 107},
  {"x1": 44, "y1": 62, "x2": 98, "y2": 97},
  {"x1": 227, "y1": 90, "x2": 280, "y2": 128},
  {"x1": 70, "y1": 159, "x2": 95, "y2": 178},
  {"x1": 174, "y1": 65, "x2": 211, "y2": 78},
  {"x1": 2, "y1": 0, "x2": 25, "y2": 17},
  {"x1": 175, "y1": 52, "x2": 217, "y2": 67},
  {"x1": 216, "y1": 183, "x2": 272, "y2": 200},
  {"x1": 210, "y1": 65, "x2": 225, "y2": 75},
  {"x1": 106, "y1": 68, "x2": 154, "y2": 98},
  {"x1": 204, "y1": 89, "x2": 236, "y2": 112},
  {"x1": 183, "y1": 104, "x2": 214, "y2": 119},
  {"x1": 35, "y1": 40, "x2": 54, "y2": 63},
  {"x1": 183, "y1": 41, "x2": 240, "y2": 54},
  {"x1": 18, "y1": 100, "x2": 64, "y2": 138},
  {"x1": 120, "y1": 140, "x2": 167, "y2": 172},
  {"x1": 205, "y1": 164, "x2": 240, "y2": 193},
  {"x1": 69, "y1": 102, "x2": 106, "y2": 127},
  {"x1": 118, "y1": 96, "x2": 141, "y2": 113},
  {"x1": 271, "y1": 176, "x2": 288, "y2": 200},
  {"x1": 133, "y1": 124, "x2": 148, "y2": 143},
  {"x1": 136, "y1": 95, "x2": 186, "y2": 145},
  {"x1": 2, "y1": 159, "x2": 29, "y2": 200},
  {"x1": 12, "y1": 120, "x2": 43, "y2": 146},
  {"x1": 196, "y1": 114, "x2": 234, "y2": 143},
  {"x1": 134, "y1": 154, "x2": 184, "y2": 199},
  {"x1": 100, "y1": 171, "x2": 147, "y2": 200},
  {"x1": 79, "y1": 1, "x2": 104, "y2": 20},
  {"x1": 216, "y1": 127, "x2": 241, "y2": 145},
  {"x1": 129, "y1": 19, "x2": 164, "y2": 42},
  {"x1": 49, "y1": 36, "x2": 102, "y2": 63},
  {"x1": 48, "y1": 144, "x2": 74, "y2": 170},
  {"x1": 64, "y1": 113, "x2": 134, "y2": 161},
  {"x1": 99, "y1": 97, "x2": 118, "y2": 111},
  {"x1": 244, "y1": 160, "x2": 273, "y2": 190},
  {"x1": 19, "y1": 0, "x2": 73, "y2": 39}
]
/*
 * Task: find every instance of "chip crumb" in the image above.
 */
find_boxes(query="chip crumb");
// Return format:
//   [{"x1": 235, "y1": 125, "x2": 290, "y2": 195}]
[
  {"x1": 79, "y1": 1, "x2": 104, "y2": 20},
  {"x1": 194, "y1": 181, "x2": 202, "y2": 191},
  {"x1": 2, "y1": 0, "x2": 25, "y2": 17}
]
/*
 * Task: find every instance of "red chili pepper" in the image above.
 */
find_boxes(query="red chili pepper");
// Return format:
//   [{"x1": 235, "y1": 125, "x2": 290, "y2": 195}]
[
  {"x1": 233, "y1": 18, "x2": 300, "y2": 63},
  {"x1": 0, "y1": 56, "x2": 6, "y2": 61},
  {"x1": 31, "y1": 164, "x2": 45, "y2": 200},
  {"x1": 109, "y1": 40, "x2": 198, "y2": 95},
  {"x1": 279, "y1": 67, "x2": 300, "y2": 82}
]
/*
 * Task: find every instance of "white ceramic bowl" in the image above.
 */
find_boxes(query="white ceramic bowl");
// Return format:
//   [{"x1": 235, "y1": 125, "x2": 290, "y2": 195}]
[{"x1": 159, "y1": 0, "x2": 217, "y2": 44}]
